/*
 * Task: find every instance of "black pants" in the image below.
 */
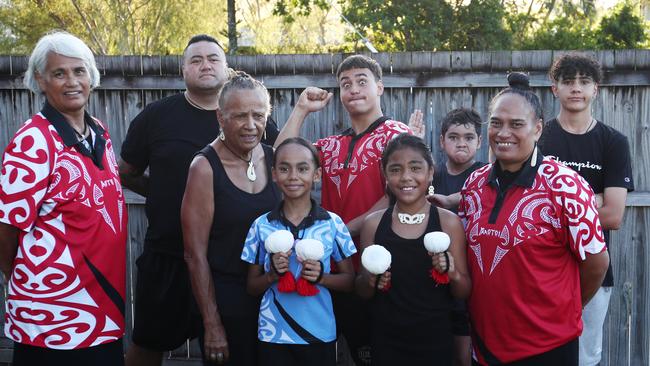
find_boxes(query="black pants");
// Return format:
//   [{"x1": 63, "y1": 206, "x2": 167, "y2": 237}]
[
  {"x1": 332, "y1": 290, "x2": 372, "y2": 365},
  {"x1": 472, "y1": 338, "x2": 578, "y2": 366},
  {"x1": 258, "y1": 341, "x2": 336, "y2": 366},
  {"x1": 13, "y1": 338, "x2": 124, "y2": 366}
]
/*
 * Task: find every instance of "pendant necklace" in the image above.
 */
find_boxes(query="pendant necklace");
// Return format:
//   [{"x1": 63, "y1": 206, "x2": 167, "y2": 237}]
[
  {"x1": 221, "y1": 141, "x2": 256, "y2": 182},
  {"x1": 396, "y1": 202, "x2": 428, "y2": 225},
  {"x1": 73, "y1": 121, "x2": 92, "y2": 151},
  {"x1": 397, "y1": 212, "x2": 426, "y2": 225}
]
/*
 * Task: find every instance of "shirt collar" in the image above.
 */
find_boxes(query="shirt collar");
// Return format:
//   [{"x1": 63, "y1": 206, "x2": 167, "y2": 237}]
[
  {"x1": 341, "y1": 116, "x2": 391, "y2": 137},
  {"x1": 41, "y1": 100, "x2": 107, "y2": 169},
  {"x1": 268, "y1": 198, "x2": 330, "y2": 225},
  {"x1": 486, "y1": 149, "x2": 543, "y2": 189}
]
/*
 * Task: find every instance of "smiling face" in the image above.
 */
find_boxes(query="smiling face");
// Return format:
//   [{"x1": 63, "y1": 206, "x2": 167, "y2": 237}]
[
  {"x1": 552, "y1": 73, "x2": 598, "y2": 114},
  {"x1": 182, "y1": 41, "x2": 228, "y2": 92},
  {"x1": 273, "y1": 143, "x2": 321, "y2": 200},
  {"x1": 440, "y1": 123, "x2": 481, "y2": 169},
  {"x1": 36, "y1": 52, "x2": 90, "y2": 115},
  {"x1": 216, "y1": 88, "x2": 268, "y2": 155},
  {"x1": 338, "y1": 67, "x2": 384, "y2": 117},
  {"x1": 384, "y1": 147, "x2": 434, "y2": 207},
  {"x1": 488, "y1": 94, "x2": 542, "y2": 172}
]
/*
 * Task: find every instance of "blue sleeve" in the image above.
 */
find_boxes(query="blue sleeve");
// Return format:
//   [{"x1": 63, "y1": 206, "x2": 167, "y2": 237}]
[
  {"x1": 241, "y1": 217, "x2": 267, "y2": 265},
  {"x1": 330, "y1": 213, "x2": 356, "y2": 262}
]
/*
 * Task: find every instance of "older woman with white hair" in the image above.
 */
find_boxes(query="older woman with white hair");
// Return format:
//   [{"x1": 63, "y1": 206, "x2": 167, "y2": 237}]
[{"x1": 0, "y1": 31, "x2": 126, "y2": 365}]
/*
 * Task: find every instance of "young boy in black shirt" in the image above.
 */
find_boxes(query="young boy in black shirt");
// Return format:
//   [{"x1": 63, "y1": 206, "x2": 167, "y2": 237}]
[
  {"x1": 431, "y1": 107, "x2": 485, "y2": 366},
  {"x1": 540, "y1": 53, "x2": 634, "y2": 366},
  {"x1": 431, "y1": 108, "x2": 485, "y2": 214}
]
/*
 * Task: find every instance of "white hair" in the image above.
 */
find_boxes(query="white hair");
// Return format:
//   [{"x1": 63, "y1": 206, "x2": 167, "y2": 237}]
[{"x1": 24, "y1": 31, "x2": 101, "y2": 94}]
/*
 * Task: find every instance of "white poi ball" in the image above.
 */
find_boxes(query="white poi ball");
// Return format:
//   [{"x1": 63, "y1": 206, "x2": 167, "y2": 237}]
[
  {"x1": 423, "y1": 231, "x2": 450, "y2": 253},
  {"x1": 295, "y1": 238, "x2": 325, "y2": 261},
  {"x1": 361, "y1": 245, "x2": 392, "y2": 275},
  {"x1": 265, "y1": 230, "x2": 294, "y2": 253}
]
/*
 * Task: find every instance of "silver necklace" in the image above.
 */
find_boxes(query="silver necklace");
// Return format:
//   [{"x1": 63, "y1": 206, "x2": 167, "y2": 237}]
[
  {"x1": 397, "y1": 212, "x2": 426, "y2": 225},
  {"x1": 560, "y1": 117, "x2": 595, "y2": 134},
  {"x1": 583, "y1": 118, "x2": 596, "y2": 134},
  {"x1": 221, "y1": 141, "x2": 256, "y2": 182},
  {"x1": 184, "y1": 91, "x2": 217, "y2": 111}
]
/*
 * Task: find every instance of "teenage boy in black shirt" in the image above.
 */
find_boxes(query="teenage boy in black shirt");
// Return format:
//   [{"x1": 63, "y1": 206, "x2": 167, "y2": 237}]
[{"x1": 540, "y1": 53, "x2": 634, "y2": 366}]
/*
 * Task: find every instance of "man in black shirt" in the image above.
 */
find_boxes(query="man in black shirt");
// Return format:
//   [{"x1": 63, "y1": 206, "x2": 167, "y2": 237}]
[
  {"x1": 119, "y1": 35, "x2": 278, "y2": 366},
  {"x1": 540, "y1": 53, "x2": 634, "y2": 366}
]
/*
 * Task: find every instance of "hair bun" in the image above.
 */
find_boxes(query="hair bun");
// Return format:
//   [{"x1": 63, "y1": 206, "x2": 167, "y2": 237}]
[{"x1": 507, "y1": 72, "x2": 530, "y2": 90}]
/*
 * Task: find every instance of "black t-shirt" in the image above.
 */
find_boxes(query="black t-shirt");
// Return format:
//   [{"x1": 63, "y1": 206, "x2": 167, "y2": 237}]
[
  {"x1": 433, "y1": 161, "x2": 486, "y2": 213},
  {"x1": 120, "y1": 93, "x2": 279, "y2": 255},
  {"x1": 540, "y1": 118, "x2": 634, "y2": 287}
]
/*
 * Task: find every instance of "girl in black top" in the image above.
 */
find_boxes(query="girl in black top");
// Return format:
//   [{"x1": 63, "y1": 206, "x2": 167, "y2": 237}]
[{"x1": 356, "y1": 134, "x2": 471, "y2": 366}]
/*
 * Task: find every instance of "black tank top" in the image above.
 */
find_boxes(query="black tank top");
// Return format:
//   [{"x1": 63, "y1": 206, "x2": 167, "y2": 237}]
[
  {"x1": 371, "y1": 204, "x2": 453, "y2": 352},
  {"x1": 198, "y1": 144, "x2": 280, "y2": 277}
]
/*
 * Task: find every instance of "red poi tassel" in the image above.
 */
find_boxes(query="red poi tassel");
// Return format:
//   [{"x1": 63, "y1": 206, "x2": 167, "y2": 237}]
[
  {"x1": 380, "y1": 280, "x2": 392, "y2": 292},
  {"x1": 277, "y1": 271, "x2": 296, "y2": 293},
  {"x1": 296, "y1": 278, "x2": 320, "y2": 296},
  {"x1": 429, "y1": 268, "x2": 450, "y2": 285}
]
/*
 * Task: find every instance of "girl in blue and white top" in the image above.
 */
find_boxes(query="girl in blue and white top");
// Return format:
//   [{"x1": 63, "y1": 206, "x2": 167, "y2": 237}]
[{"x1": 241, "y1": 137, "x2": 356, "y2": 366}]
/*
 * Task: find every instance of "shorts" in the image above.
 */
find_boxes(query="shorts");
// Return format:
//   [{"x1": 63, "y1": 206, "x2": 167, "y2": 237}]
[
  {"x1": 258, "y1": 341, "x2": 336, "y2": 366},
  {"x1": 131, "y1": 250, "x2": 201, "y2": 351},
  {"x1": 472, "y1": 338, "x2": 578, "y2": 366},
  {"x1": 13, "y1": 338, "x2": 124, "y2": 366},
  {"x1": 332, "y1": 290, "x2": 372, "y2": 365}
]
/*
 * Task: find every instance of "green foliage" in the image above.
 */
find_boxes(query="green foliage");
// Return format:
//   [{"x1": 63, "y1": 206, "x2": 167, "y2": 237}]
[
  {"x1": 596, "y1": 2, "x2": 647, "y2": 49},
  {"x1": 239, "y1": 1, "x2": 348, "y2": 54},
  {"x1": 342, "y1": 0, "x2": 454, "y2": 51},
  {"x1": 272, "y1": 0, "x2": 330, "y2": 23},
  {"x1": 1, "y1": 0, "x2": 649, "y2": 54},
  {"x1": 519, "y1": 8, "x2": 598, "y2": 49},
  {"x1": 448, "y1": 0, "x2": 512, "y2": 50},
  {"x1": 0, "y1": 0, "x2": 228, "y2": 55}
]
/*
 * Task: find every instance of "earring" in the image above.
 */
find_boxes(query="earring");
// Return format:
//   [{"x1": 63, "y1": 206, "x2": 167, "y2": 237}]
[
  {"x1": 530, "y1": 142, "x2": 538, "y2": 167},
  {"x1": 428, "y1": 184, "x2": 435, "y2": 196},
  {"x1": 218, "y1": 131, "x2": 225, "y2": 141}
]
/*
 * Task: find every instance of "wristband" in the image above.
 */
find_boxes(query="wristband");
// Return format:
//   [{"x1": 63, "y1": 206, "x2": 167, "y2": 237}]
[{"x1": 443, "y1": 252, "x2": 450, "y2": 273}]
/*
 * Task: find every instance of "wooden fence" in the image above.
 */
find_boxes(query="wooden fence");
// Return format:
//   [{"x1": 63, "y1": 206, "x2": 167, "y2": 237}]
[{"x1": 0, "y1": 50, "x2": 649, "y2": 366}]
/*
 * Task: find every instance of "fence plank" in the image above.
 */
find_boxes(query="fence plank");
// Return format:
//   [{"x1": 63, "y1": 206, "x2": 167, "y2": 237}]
[{"x1": 451, "y1": 51, "x2": 472, "y2": 71}]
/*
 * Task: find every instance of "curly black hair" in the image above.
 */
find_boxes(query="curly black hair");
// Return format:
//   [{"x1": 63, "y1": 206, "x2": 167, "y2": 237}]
[{"x1": 549, "y1": 53, "x2": 603, "y2": 84}]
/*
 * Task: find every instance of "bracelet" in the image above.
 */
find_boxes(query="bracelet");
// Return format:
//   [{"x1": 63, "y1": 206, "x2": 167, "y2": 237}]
[{"x1": 308, "y1": 262, "x2": 324, "y2": 284}]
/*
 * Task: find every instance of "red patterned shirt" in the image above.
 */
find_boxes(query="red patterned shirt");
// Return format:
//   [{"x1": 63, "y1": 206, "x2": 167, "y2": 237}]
[
  {"x1": 315, "y1": 117, "x2": 410, "y2": 235},
  {"x1": 458, "y1": 156, "x2": 605, "y2": 364},
  {"x1": 0, "y1": 103, "x2": 126, "y2": 349}
]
